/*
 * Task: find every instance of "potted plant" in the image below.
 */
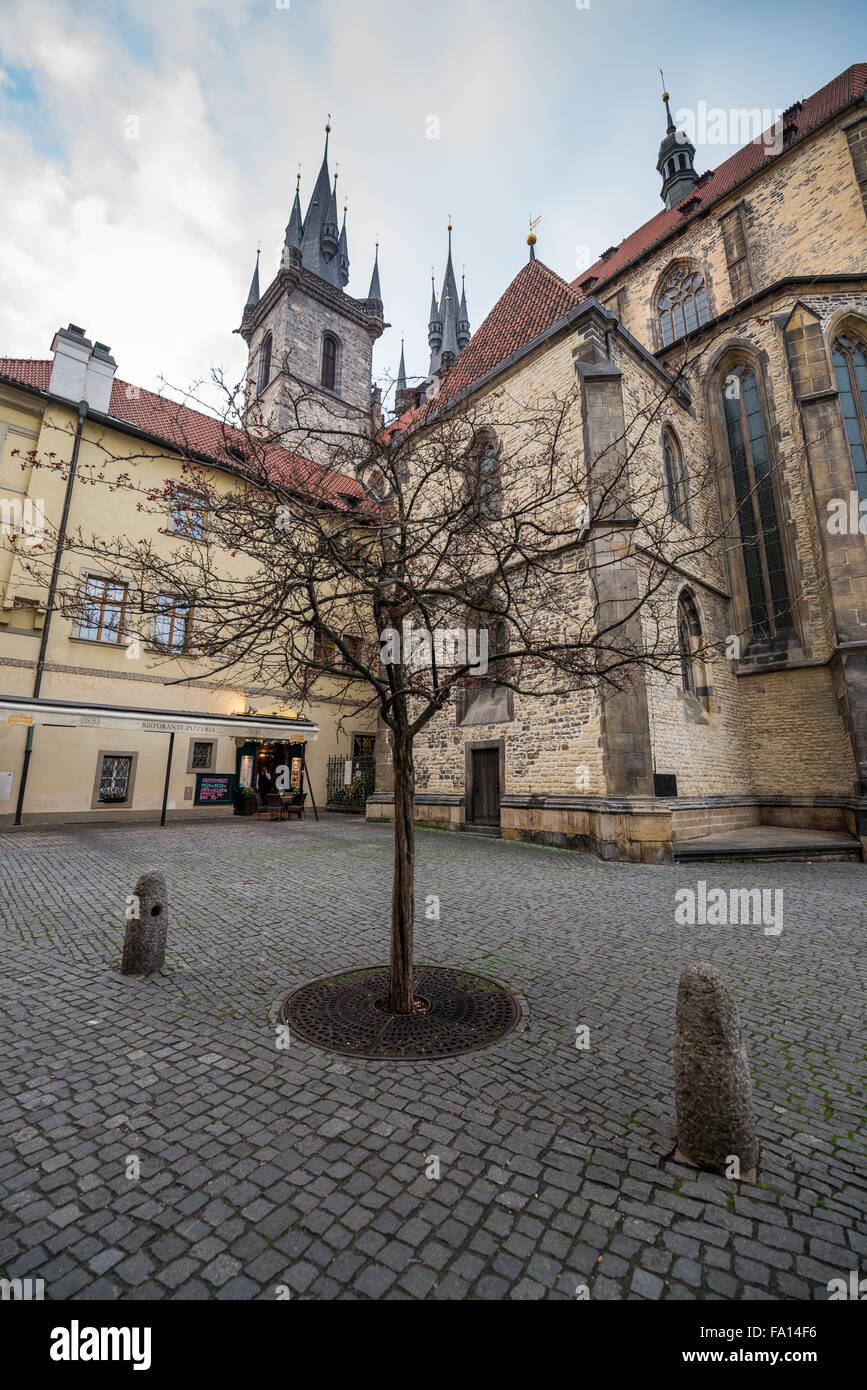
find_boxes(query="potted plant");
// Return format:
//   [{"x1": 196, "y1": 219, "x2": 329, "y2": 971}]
[{"x1": 236, "y1": 785, "x2": 258, "y2": 816}]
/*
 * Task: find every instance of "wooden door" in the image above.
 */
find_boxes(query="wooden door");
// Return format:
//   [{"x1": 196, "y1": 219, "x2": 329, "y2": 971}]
[{"x1": 470, "y1": 748, "x2": 500, "y2": 826}]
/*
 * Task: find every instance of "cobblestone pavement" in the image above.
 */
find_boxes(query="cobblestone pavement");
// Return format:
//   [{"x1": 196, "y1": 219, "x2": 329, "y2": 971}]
[{"x1": 1, "y1": 816, "x2": 865, "y2": 1301}]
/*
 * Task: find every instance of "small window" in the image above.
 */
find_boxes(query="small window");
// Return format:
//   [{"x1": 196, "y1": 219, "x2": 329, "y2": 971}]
[
  {"x1": 257, "y1": 333, "x2": 272, "y2": 394},
  {"x1": 677, "y1": 591, "x2": 704, "y2": 702},
  {"x1": 92, "y1": 751, "x2": 138, "y2": 808},
  {"x1": 321, "y1": 334, "x2": 338, "y2": 391},
  {"x1": 663, "y1": 428, "x2": 689, "y2": 525},
  {"x1": 341, "y1": 633, "x2": 363, "y2": 666},
  {"x1": 79, "y1": 574, "x2": 128, "y2": 643},
  {"x1": 311, "y1": 622, "x2": 337, "y2": 667},
  {"x1": 188, "y1": 738, "x2": 215, "y2": 772},
  {"x1": 154, "y1": 594, "x2": 192, "y2": 653},
  {"x1": 170, "y1": 487, "x2": 208, "y2": 541}
]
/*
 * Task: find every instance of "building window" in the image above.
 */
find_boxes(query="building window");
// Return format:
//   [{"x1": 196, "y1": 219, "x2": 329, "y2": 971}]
[
  {"x1": 257, "y1": 333, "x2": 272, "y2": 395},
  {"x1": 187, "y1": 738, "x2": 215, "y2": 772},
  {"x1": 170, "y1": 487, "x2": 208, "y2": 541},
  {"x1": 657, "y1": 262, "x2": 710, "y2": 346},
  {"x1": 677, "y1": 592, "x2": 702, "y2": 697},
  {"x1": 321, "y1": 334, "x2": 338, "y2": 391},
  {"x1": 91, "y1": 751, "x2": 138, "y2": 808},
  {"x1": 311, "y1": 622, "x2": 337, "y2": 667},
  {"x1": 79, "y1": 574, "x2": 128, "y2": 643},
  {"x1": 154, "y1": 594, "x2": 192, "y2": 652},
  {"x1": 722, "y1": 365, "x2": 791, "y2": 639},
  {"x1": 832, "y1": 333, "x2": 867, "y2": 503},
  {"x1": 341, "y1": 633, "x2": 363, "y2": 667},
  {"x1": 663, "y1": 428, "x2": 689, "y2": 524}
]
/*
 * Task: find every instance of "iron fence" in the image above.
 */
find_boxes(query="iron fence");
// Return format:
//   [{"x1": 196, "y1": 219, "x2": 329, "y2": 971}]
[{"x1": 326, "y1": 754, "x2": 376, "y2": 811}]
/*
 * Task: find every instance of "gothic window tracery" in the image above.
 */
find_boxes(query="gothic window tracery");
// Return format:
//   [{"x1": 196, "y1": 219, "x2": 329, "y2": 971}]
[
  {"x1": 656, "y1": 263, "x2": 710, "y2": 346},
  {"x1": 663, "y1": 427, "x2": 689, "y2": 524},
  {"x1": 721, "y1": 364, "x2": 791, "y2": 640}
]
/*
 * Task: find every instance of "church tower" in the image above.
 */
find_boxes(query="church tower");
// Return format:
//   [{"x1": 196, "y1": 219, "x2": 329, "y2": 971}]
[
  {"x1": 395, "y1": 222, "x2": 471, "y2": 416},
  {"x1": 656, "y1": 83, "x2": 700, "y2": 210},
  {"x1": 237, "y1": 122, "x2": 386, "y2": 470}
]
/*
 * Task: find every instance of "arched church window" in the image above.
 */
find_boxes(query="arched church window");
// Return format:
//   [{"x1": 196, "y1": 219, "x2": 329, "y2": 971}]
[
  {"x1": 721, "y1": 364, "x2": 791, "y2": 639},
  {"x1": 677, "y1": 591, "x2": 704, "y2": 701},
  {"x1": 663, "y1": 427, "x2": 689, "y2": 524},
  {"x1": 832, "y1": 333, "x2": 867, "y2": 502},
  {"x1": 257, "y1": 333, "x2": 272, "y2": 395},
  {"x1": 656, "y1": 262, "x2": 710, "y2": 346},
  {"x1": 321, "y1": 334, "x2": 338, "y2": 391}
]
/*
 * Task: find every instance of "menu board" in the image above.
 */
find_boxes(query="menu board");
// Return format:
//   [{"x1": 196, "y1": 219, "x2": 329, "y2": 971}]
[{"x1": 194, "y1": 773, "x2": 235, "y2": 805}]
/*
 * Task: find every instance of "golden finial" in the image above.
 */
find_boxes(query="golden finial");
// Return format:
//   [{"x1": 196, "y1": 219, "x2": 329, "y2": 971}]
[
  {"x1": 527, "y1": 214, "x2": 541, "y2": 247},
  {"x1": 659, "y1": 69, "x2": 669, "y2": 102},
  {"x1": 334, "y1": 162, "x2": 339, "y2": 181},
  {"x1": 326, "y1": 112, "x2": 332, "y2": 133},
  {"x1": 295, "y1": 166, "x2": 301, "y2": 192}
]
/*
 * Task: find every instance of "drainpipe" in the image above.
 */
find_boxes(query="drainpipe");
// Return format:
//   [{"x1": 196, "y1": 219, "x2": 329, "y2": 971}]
[{"x1": 14, "y1": 399, "x2": 89, "y2": 826}]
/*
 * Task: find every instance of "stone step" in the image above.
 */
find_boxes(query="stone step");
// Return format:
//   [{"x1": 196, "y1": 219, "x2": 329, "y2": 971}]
[
  {"x1": 462, "y1": 825, "x2": 501, "y2": 838},
  {"x1": 674, "y1": 826, "x2": 862, "y2": 863}
]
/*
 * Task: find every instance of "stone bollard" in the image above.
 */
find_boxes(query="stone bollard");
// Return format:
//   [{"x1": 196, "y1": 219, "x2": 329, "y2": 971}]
[
  {"x1": 121, "y1": 871, "x2": 168, "y2": 975},
  {"x1": 674, "y1": 962, "x2": 759, "y2": 1182}
]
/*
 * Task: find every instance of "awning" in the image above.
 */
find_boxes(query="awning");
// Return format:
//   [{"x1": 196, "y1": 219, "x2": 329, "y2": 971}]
[{"x1": 0, "y1": 695, "x2": 318, "y2": 741}]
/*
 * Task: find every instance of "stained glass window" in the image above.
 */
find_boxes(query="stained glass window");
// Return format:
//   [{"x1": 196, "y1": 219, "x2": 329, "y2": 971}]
[
  {"x1": 658, "y1": 264, "x2": 710, "y2": 346},
  {"x1": 722, "y1": 366, "x2": 791, "y2": 638},
  {"x1": 832, "y1": 334, "x2": 867, "y2": 503}
]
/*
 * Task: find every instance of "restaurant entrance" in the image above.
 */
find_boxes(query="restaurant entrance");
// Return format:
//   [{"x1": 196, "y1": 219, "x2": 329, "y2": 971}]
[{"x1": 235, "y1": 739, "x2": 311, "y2": 816}]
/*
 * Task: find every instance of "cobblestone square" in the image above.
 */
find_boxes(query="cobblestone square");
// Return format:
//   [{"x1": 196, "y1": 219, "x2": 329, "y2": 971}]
[{"x1": 0, "y1": 816, "x2": 865, "y2": 1300}]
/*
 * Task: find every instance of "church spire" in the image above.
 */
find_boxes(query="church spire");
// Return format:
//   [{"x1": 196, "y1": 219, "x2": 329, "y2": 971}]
[
  {"x1": 337, "y1": 200, "x2": 349, "y2": 287},
  {"x1": 429, "y1": 218, "x2": 465, "y2": 376},
  {"x1": 282, "y1": 169, "x2": 304, "y2": 265},
  {"x1": 456, "y1": 271, "x2": 470, "y2": 350},
  {"x1": 300, "y1": 119, "x2": 345, "y2": 285},
  {"x1": 367, "y1": 241, "x2": 382, "y2": 302},
  {"x1": 397, "y1": 335, "x2": 407, "y2": 393},
  {"x1": 245, "y1": 249, "x2": 260, "y2": 310},
  {"x1": 656, "y1": 74, "x2": 699, "y2": 209}
]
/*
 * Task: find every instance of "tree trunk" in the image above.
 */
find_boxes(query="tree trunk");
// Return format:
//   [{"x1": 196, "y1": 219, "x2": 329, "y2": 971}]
[{"x1": 388, "y1": 719, "x2": 416, "y2": 1014}]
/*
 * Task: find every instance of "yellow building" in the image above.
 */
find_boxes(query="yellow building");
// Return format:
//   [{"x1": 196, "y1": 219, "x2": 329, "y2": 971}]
[{"x1": 0, "y1": 331, "x2": 377, "y2": 826}]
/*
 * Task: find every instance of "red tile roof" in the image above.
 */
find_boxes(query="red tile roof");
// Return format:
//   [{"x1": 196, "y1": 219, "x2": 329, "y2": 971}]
[
  {"x1": 434, "y1": 256, "x2": 583, "y2": 411},
  {"x1": 0, "y1": 357, "x2": 368, "y2": 511},
  {"x1": 569, "y1": 62, "x2": 867, "y2": 296}
]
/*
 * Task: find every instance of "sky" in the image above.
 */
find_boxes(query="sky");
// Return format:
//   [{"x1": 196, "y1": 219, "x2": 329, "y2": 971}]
[{"x1": 0, "y1": 0, "x2": 865, "y2": 417}]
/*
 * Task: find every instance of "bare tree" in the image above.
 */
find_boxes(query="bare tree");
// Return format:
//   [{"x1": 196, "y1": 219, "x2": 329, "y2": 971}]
[{"x1": 9, "y1": 346, "x2": 803, "y2": 1013}]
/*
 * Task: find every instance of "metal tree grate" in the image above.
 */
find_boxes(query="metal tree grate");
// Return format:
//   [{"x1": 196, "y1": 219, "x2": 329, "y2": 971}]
[{"x1": 282, "y1": 964, "x2": 521, "y2": 1060}]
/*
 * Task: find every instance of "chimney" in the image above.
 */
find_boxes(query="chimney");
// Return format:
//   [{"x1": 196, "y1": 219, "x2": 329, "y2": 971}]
[
  {"x1": 49, "y1": 324, "x2": 92, "y2": 402},
  {"x1": 49, "y1": 325, "x2": 117, "y2": 414},
  {"x1": 85, "y1": 341, "x2": 117, "y2": 414}
]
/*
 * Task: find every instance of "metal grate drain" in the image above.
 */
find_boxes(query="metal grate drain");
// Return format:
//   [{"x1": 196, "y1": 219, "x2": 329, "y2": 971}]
[{"x1": 282, "y1": 964, "x2": 521, "y2": 1060}]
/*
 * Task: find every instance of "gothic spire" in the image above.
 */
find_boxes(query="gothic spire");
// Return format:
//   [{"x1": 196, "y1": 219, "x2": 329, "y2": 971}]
[
  {"x1": 245, "y1": 249, "x2": 260, "y2": 310},
  {"x1": 337, "y1": 202, "x2": 349, "y2": 287},
  {"x1": 429, "y1": 219, "x2": 464, "y2": 376},
  {"x1": 456, "y1": 272, "x2": 470, "y2": 350},
  {"x1": 282, "y1": 170, "x2": 304, "y2": 265},
  {"x1": 367, "y1": 241, "x2": 382, "y2": 302},
  {"x1": 300, "y1": 120, "x2": 343, "y2": 285},
  {"x1": 397, "y1": 336, "x2": 407, "y2": 393}
]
